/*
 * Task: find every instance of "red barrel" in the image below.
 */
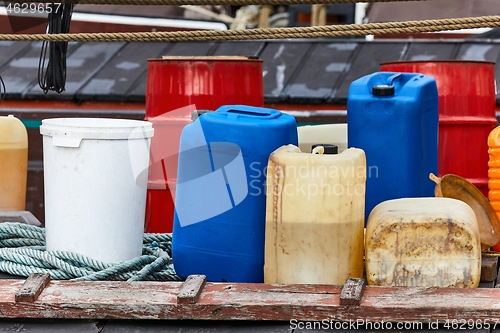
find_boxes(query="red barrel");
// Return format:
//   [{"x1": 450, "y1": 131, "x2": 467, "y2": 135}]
[
  {"x1": 145, "y1": 56, "x2": 263, "y2": 233},
  {"x1": 381, "y1": 61, "x2": 497, "y2": 196}
]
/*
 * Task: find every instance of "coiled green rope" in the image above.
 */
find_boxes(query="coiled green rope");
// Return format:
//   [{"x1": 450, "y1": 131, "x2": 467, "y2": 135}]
[{"x1": 0, "y1": 222, "x2": 181, "y2": 281}]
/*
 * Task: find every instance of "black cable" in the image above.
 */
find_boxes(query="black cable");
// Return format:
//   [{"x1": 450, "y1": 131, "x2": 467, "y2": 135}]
[
  {"x1": 0, "y1": 75, "x2": 5, "y2": 101},
  {"x1": 38, "y1": 3, "x2": 74, "y2": 94}
]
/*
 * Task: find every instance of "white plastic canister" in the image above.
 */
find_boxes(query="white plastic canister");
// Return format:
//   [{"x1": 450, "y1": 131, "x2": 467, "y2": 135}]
[
  {"x1": 297, "y1": 124, "x2": 347, "y2": 153},
  {"x1": 40, "y1": 118, "x2": 154, "y2": 263},
  {"x1": 264, "y1": 144, "x2": 366, "y2": 285}
]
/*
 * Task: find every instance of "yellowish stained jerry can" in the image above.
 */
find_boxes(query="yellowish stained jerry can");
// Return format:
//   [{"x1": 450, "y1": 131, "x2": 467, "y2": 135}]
[
  {"x1": 0, "y1": 115, "x2": 28, "y2": 211},
  {"x1": 365, "y1": 198, "x2": 481, "y2": 288},
  {"x1": 264, "y1": 144, "x2": 366, "y2": 285}
]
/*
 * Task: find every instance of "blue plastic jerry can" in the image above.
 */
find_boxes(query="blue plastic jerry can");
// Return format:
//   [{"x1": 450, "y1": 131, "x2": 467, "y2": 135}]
[
  {"x1": 347, "y1": 72, "x2": 438, "y2": 224},
  {"x1": 172, "y1": 105, "x2": 298, "y2": 282}
]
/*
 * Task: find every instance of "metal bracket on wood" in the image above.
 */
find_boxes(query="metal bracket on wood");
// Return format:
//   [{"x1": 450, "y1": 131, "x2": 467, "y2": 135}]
[
  {"x1": 339, "y1": 278, "x2": 365, "y2": 306},
  {"x1": 177, "y1": 275, "x2": 206, "y2": 304},
  {"x1": 15, "y1": 273, "x2": 50, "y2": 303}
]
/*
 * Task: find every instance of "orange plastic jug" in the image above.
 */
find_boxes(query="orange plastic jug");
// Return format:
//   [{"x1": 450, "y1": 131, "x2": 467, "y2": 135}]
[
  {"x1": 0, "y1": 115, "x2": 28, "y2": 210},
  {"x1": 488, "y1": 126, "x2": 500, "y2": 251}
]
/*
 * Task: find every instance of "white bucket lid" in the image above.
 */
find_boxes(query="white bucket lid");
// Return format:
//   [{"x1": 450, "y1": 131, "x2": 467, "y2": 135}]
[
  {"x1": 40, "y1": 118, "x2": 154, "y2": 140},
  {"x1": 40, "y1": 118, "x2": 154, "y2": 148}
]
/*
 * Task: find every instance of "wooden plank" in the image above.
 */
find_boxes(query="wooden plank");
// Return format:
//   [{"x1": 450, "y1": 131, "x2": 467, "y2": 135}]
[
  {"x1": 15, "y1": 273, "x2": 50, "y2": 303},
  {"x1": 481, "y1": 256, "x2": 498, "y2": 282},
  {"x1": 0, "y1": 280, "x2": 499, "y2": 321},
  {"x1": 339, "y1": 278, "x2": 365, "y2": 305},
  {"x1": 177, "y1": 275, "x2": 206, "y2": 305}
]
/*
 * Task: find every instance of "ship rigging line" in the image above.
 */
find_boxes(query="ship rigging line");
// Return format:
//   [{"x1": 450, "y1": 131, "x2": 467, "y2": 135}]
[{"x1": 0, "y1": 15, "x2": 499, "y2": 42}]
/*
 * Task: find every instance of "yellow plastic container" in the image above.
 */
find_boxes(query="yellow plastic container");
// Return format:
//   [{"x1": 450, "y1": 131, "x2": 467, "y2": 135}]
[
  {"x1": 0, "y1": 115, "x2": 28, "y2": 210},
  {"x1": 297, "y1": 124, "x2": 347, "y2": 153},
  {"x1": 264, "y1": 144, "x2": 366, "y2": 284},
  {"x1": 365, "y1": 198, "x2": 481, "y2": 288}
]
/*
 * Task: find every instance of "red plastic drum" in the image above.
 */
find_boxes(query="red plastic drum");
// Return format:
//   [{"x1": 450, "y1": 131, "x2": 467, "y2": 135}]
[
  {"x1": 381, "y1": 61, "x2": 497, "y2": 196},
  {"x1": 145, "y1": 56, "x2": 263, "y2": 233}
]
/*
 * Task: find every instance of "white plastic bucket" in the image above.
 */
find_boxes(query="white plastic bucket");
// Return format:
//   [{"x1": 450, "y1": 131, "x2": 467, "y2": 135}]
[{"x1": 40, "y1": 118, "x2": 154, "y2": 263}]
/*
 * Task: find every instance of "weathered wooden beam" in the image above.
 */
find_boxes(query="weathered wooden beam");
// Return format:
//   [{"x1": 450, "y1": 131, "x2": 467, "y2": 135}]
[
  {"x1": 15, "y1": 273, "x2": 50, "y2": 303},
  {"x1": 339, "y1": 278, "x2": 365, "y2": 305},
  {"x1": 177, "y1": 275, "x2": 206, "y2": 305},
  {"x1": 0, "y1": 280, "x2": 499, "y2": 321}
]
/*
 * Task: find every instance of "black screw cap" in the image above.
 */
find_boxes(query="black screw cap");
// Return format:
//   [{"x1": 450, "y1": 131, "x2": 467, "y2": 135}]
[
  {"x1": 372, "y1": 85, "x2": 395, "y2": 96},
  {"x1": 311, "y1": 144, "x2": 339, "y2": 155}
]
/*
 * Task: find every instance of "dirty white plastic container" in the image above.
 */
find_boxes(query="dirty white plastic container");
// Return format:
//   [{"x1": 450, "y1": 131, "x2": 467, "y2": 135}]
[
  {"x1": 40, "y1": 118, "x2": 154, "y2": 263},
  {"x1": 264, "y1": 144, "x2": 366, "y2": 284},
  {"x1": 297, "y1": 124, "x2": 347, "y2": 153},
  {"x1": 365, "y1": 197, "x2": 481, "y2": 288}
]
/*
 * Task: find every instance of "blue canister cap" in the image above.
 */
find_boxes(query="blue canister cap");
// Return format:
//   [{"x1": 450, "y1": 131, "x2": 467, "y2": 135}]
[{"x1": 372, "y1": 84, "x2": 395, "y2": 96}]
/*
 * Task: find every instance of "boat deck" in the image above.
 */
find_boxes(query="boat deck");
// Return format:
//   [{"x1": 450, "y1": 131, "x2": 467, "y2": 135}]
[{"x1": 0, "y1": 260, "x2": 499, "y2": 333}]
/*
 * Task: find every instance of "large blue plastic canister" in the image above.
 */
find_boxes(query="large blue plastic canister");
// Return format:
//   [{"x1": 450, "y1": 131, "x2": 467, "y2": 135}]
[
  {"x1": 347, "y1": 72, "x2": 438, "y2": 223},
  {"x1": 172, "y1": 105, "x2": 298, "y2": 282}
]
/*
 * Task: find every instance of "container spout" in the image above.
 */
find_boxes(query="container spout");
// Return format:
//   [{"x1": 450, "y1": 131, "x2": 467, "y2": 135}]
[{"x1": 311, "y1": 144, "x2": 338, "y2": 155}]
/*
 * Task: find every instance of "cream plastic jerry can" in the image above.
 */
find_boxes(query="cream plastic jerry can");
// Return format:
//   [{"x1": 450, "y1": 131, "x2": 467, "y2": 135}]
[
  {"x1": 365, "y1": 197, "x2": 481, "y2": 288},
  {"x1": 264, "y1": 144, "x2": 366, "y2": 285},
  {"x1": 297, "y1": 124, "x2": 347, "y2": 153},
  {"x1": 0, "y1": 115, "x2": 28, "y2": 210}
]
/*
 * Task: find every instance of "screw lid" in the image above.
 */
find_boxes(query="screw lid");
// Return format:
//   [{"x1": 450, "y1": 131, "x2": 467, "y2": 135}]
[
  {"x1": 372, "y1": 84, "x2": 395, "y2": 96},
  {"x1": 311, "y1": 144, "x2": 338, "y2": 155}
]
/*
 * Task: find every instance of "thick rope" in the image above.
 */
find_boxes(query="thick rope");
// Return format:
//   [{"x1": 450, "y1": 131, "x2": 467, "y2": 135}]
[
  {"x1": 0, "y1": 222, "x2": 181, "y2": 281},
  {"x1": 6, "y1": 0, "x2": 430, "y2": 5},
  {"x1": 0, "y1": 16, "x2": 498, "y2": 42}
]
